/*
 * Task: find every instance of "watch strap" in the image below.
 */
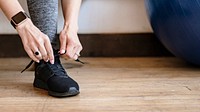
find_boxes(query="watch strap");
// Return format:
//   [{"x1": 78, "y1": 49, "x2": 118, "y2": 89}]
[{"x1": 10, "y1": 20, "x2": 16, "y2": 29}]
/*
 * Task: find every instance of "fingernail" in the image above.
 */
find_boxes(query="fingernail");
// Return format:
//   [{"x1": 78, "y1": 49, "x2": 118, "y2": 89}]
[
  {"x1": 50, "y1": 59, "x2": 54, "y2": 64},
  {"x1": 36, "y1": 60, "x2": 40, "y2": 63},
  {"x1": 46, "y1": 59, "x2": 49, "y2": 62},
  {"x1": 60, "y1": 50, "x2": 66, "y2": 54}
]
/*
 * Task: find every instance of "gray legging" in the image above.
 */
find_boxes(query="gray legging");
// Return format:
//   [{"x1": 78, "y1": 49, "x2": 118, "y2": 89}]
[{"x1": 27, "y1": 0, "x2": 59, "y2": 49}]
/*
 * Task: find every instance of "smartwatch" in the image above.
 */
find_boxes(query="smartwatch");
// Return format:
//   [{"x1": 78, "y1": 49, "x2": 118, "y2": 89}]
[{"x1": 10, "y1": 11, "x2": 30, "y2": 29}]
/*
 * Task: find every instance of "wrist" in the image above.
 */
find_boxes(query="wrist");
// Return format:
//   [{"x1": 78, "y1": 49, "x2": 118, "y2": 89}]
[
  {"x1": 10, "y1": 11, "x2": 30, "y2": 29},
  {"x1": 16, "y1": 18, "x2": 32, "y2": 31},
  {"x1": 63, "y1": 22, "x2": 79, "y2": 31}
]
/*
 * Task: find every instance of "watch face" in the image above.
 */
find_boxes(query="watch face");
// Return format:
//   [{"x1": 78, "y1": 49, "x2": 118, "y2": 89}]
[{"x1": 12, "y1": 11, "x2": 27, "y2": 24}]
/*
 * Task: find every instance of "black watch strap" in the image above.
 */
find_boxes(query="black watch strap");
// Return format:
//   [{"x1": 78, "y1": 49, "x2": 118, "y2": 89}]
[{"x1": 10, "y1": 20, "x2": 16, "y2": 28}]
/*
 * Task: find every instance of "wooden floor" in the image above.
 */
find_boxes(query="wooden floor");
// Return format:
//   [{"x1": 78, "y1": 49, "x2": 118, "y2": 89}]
[{"x1": 0, "y1": 57, "x2": 200, "y2": 112}]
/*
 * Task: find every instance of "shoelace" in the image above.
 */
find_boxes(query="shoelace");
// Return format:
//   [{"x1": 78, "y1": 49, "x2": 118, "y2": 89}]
[{"x1": 21, "y1": 59, "x2": 84, "y2": 73}]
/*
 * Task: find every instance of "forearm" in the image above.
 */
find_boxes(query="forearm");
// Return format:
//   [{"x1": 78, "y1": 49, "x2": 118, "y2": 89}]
[
  {"x1": 61, "y1": 0, "x2": 82, "y2": 29},
  {"x1": 0, "y1": 0, "x2": 24, "y2": 21},
  {"x1": 59, "y1": 0, "x2": 82, "y2": 59}
]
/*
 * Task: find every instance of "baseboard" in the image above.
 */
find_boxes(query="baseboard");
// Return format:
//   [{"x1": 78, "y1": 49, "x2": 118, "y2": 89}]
[{"x1": 0, "y1": 33, "x2": 172, "y2": 57}]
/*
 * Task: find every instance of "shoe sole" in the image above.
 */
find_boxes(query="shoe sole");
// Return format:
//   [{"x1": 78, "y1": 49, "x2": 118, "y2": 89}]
[{"x1": 33, "y1": 78, "x2": 80, "y2": 97}]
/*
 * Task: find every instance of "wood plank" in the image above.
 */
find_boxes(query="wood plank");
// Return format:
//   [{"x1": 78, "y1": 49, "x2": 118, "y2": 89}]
[{"x1": 0, "y1": 58, "x2": 199, "y2": 112}]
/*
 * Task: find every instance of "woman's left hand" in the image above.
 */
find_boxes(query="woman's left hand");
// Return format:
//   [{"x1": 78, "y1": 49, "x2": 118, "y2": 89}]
[{"x1": 59, "y1": 25, "x2": 83, "y2": 60}]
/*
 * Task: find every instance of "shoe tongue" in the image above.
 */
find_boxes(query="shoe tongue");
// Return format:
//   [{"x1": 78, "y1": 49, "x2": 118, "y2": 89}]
[{"x1": 49, "y1": 62, "x2": 66, "y2": 76}]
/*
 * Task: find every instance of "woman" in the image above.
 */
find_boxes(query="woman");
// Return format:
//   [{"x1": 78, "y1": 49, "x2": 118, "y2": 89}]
[{"x1": 0, "y1": 0, "x2": 83, "y2": 97}]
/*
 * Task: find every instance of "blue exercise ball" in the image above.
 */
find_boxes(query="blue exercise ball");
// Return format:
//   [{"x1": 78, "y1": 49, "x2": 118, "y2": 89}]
[{"x1": 145, "y1": 0, "x2": 200, "y2": 65}]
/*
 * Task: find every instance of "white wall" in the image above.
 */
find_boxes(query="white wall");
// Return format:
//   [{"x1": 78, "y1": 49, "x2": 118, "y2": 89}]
[{"x1": 0, "y1": 0, "x2": 152, "y2": 34}]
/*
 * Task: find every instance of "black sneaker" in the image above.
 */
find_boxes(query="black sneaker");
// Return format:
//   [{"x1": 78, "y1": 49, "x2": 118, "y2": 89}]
[{"x1": 33, "y1": 50, "x2": 80, "y2": 97}]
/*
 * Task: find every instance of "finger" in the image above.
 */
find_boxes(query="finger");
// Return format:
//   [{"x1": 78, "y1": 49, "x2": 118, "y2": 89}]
[
  {"x1": 75, "y1": 45, "x2": 83, "y2": 56},
  {"x1": 73, "y1": 54, "x2": 79, "y2": 60},
  {"x1": 72, "y1": 44, "x2": 83, "y2": 59},
  {"x1": 38, "y1": 44, "x2": 48, "y2": 62},
  {"x1": 72, "y1": 46, "x2": 81, "y2": 60},
  {"x1": 33, "y1": 51, "x2": 42, "y2": 60},
  {"x1": 66, "y1": 43, "x2": 76, "y2": 59},
  {"x1": 59, "y1": 50, "x2": 70, "y2": 60},
  {"x1": 59, "y1": 33, "x2": 67, "y2": 54},
  {"x1": 59, "y1": 50, "x2": 66, "y2": 55},
  {"x1": 25, "y1": 47, "x2": 40, "y2": 63},
  {"x1": 30, "y1": 45, "x2": 42, "y2": 60},
  {"x1": 44, "y1": 40, "x2": 54, "y2": 64}
]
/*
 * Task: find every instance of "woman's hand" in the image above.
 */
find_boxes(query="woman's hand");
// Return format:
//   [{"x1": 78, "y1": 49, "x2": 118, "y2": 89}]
[
  {"x1": 16, "y1": 18, "x2": 54, "y2": 64},
  {"x1": 59, "y1": 24, "x2": 83, "y2": 60}
]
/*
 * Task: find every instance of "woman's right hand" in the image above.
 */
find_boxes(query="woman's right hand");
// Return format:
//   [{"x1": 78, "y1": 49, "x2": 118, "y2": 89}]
[{"x1": 16, "y1": 18, "x2": 54, "y2": 64}]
